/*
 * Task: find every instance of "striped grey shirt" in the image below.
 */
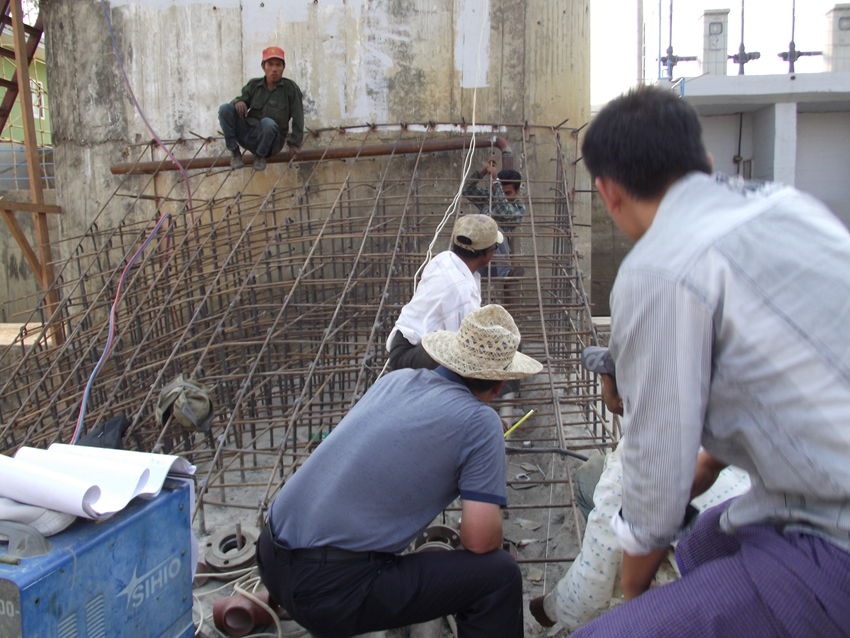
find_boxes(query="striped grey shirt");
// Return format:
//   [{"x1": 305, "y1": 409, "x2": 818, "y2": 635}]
[{"x1": 610, "y1": 172, "x2": 850, "y2": 555}]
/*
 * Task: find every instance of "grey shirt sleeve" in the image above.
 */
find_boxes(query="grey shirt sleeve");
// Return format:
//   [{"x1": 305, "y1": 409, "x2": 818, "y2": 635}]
[
  {"x1": 458, "y1": 406, "x2": 508, "y2": 506},
  {"x1": 611, "y1": 269, "x2": 713, "y2": 552}
]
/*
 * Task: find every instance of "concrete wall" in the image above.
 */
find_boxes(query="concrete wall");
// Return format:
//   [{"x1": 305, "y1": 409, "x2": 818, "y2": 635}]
[
  {"x1": 773, "y1": 102, "x2": 797, "y2": 186},
  {"x1": 589, "y1": 191, "x2": 632, "y2": 317},
  {"x1": 699, "y1": 113, "x2": 753, "y2": 177},
  {"x1": 27, "y1": 0, "x2": 591, "y2": 316},
  {"x1": 797, "y1": 111, "x2": 850, "y2": 227},
  {"x1": 0, "y1": 190, "x2": 59, "y2": 322}
]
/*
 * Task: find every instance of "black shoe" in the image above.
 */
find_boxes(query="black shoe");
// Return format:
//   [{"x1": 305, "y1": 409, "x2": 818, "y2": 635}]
[
  {"x1": 529, "y1": 595, "x2": 556, "y2": 628},
  {"x1": 229, "y1": 149, "x2": 244, "y2": 169},
  {"x1": 253, "y1": 156, "x2": 267, "y2": 171}
]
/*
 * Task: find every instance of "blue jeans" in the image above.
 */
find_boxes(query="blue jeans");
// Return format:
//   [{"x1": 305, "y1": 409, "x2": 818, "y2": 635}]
[{"x1": 218, "y1": 103, "x2": 282, "y2": 158}]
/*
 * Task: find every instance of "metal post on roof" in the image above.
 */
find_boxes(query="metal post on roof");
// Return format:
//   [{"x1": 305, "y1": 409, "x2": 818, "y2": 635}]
[
  {"x1": 661, "y1": 0, "x2": 697, "y2": 80},
  {"x1": 730, "y1": 0, "x2": 761, "y2": 75},
  {"x1": 779, "y1": 0, "x2": 822, "y2": 73},
  {"x1": 637, "y1": 0, "x2": 644, "y2": 85}
]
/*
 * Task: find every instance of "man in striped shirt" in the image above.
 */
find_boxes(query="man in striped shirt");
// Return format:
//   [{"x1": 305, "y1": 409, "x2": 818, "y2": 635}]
[
  {"x1": 463, "y1": 157, "x2": 525, "y2": 278},
  {"x1": 572, "y1": 86, "x2": 850, "y2": 637}
]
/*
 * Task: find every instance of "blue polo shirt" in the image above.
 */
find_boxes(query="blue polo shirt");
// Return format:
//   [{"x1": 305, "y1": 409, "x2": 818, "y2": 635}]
[{"x1": 270, "y1": 366, "x2": 507, "y2": 553}]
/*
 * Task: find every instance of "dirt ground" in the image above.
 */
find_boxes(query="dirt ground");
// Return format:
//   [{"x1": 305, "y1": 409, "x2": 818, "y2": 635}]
[{"x1": 191, "y1": 411, "x2": 606, "y2": 638}]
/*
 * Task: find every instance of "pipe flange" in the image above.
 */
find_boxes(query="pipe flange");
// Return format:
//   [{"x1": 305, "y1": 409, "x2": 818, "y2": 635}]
[
  {"x1": 205, "y1": 524, "x2": 259, "y2": 572},
  {"x1": 412, "y1": 525, "x2": 461, "y2": 552},
  {"x1": 194, "y1": 560, "x2": 212, "y2": 586},
  {"x1": 415, "y1": 540, "x2": 456, "y2": 553}
]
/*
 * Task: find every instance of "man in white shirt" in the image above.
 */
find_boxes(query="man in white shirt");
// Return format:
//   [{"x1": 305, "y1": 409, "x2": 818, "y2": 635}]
[
  {"x1": 572, "y1": 86, "x2": 850, "y2": 637},
  {"x1": 387, "y1": 214, "x2": 502, "y2": 371}
]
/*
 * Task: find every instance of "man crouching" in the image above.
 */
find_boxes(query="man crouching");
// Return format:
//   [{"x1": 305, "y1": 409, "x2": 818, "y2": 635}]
[{"x1": 256, "y1": 305, "x2": 541, "y2": 637}]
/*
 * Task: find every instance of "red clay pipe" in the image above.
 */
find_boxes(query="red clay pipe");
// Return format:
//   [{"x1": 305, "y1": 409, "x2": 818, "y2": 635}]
[
  {"x1": 213, "y1": 591, "x2": 280, "y2": 637},
  {"x1": 110, "y1": 136, "x2": 514, "y2": 175}
]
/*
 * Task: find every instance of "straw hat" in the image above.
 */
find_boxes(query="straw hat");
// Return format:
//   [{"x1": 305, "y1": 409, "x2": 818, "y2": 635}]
[{"x1": 422, "y1": 305, "x2": 542, "y2": 380}]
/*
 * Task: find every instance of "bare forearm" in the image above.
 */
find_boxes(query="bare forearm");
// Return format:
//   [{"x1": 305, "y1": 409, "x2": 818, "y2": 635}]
[
  {"x1": 621, "y1": 548, "x2": 667, "y2": 600},
  {"x1": 690, "y1": 450, "x2": 727, "y2": 499},
  {"x1": 460, "y1": 500, "x2": 504, "y2": 554},
  {"x1": 460, "y1": 525, "x2": 502, "y2": 553}
]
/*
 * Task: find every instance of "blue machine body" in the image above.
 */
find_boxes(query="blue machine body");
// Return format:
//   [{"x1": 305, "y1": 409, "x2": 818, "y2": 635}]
[{"x1": 0, "y1": 480, "x2": 194, "y2": 638}]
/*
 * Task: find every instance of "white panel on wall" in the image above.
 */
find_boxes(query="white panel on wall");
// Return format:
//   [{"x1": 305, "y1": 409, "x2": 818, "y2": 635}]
[
  {"x1": 454, "y1": 0, "x2": 490, "y2": 88},
  {"x1": 699, "y1": 113, "x2": 753, "y2": 178},
  {"x1": 797, "y1": 111, "x2": 850, "y2": 228},
  {"x1": 773, "y1": 102, "x2": 797, "y2": 187}
]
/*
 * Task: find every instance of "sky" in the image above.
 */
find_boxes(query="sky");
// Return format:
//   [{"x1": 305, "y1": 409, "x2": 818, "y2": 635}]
[{"x1": 591, "y1": 0, "x2": 838, "y2": 105}]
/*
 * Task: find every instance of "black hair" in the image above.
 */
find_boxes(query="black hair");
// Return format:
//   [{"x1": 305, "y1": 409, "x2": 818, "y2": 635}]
[
  {"x1": 497, "y1": 169, "x2": 521, "y2": 190},
  {"x1": 581, "y1": 85, "x2": 711, "y2": 200},
  {"x1": 451, "y1": 242, "x2": 492, "y2": 260},
  {"x1": 462, "y1": 376, "x2": 502, "y2": 393}
]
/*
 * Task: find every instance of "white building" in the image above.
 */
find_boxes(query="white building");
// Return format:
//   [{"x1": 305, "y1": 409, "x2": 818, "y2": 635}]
[{"x1": 680, "y1": 5, "x2": 850, "y2": 227}]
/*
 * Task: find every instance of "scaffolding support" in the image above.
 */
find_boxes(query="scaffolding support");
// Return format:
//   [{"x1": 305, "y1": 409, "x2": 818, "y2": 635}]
[{"x1": 2, "y1": 0, "x2": 63, "y2": 345}]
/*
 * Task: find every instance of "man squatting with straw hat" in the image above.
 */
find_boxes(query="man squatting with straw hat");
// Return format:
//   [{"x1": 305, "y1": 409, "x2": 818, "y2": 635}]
[{"x1": 257, "y1": 305, "x2": 541, "y2": 638}]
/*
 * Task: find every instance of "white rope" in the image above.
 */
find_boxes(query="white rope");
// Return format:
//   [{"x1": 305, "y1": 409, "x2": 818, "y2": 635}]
[
  {"x1": 376, "y1": 0, "x2": 492, "y2": 384},
  {"x1": 411, "y1": 0, "x2": 492, "y2": 293}
]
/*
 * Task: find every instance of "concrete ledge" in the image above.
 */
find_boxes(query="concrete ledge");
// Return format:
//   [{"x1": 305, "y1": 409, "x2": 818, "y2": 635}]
[
  {"x1": 591, "y1": 316, "x2": 611, "y2": 346},
  {"x1": 0, "y1": 323, "x2": 48, "y2": 347}
]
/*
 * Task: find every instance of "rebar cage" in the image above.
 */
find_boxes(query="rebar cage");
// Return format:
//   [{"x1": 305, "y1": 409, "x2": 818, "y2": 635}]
[{"x1": 0, "y1": 123, "x2": 616, "y2": 579}]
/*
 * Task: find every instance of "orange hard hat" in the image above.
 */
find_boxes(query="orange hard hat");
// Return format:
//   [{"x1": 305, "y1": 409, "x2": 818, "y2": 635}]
[{"x1": 262, "y1": 46, "x2": 285, "y2": 63}]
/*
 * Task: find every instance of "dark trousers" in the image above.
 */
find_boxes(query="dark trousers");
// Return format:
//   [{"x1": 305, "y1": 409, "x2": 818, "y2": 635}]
[
  {"x1": 218, "y1": 103, "x2": 283, "y2": 157},
  {"x1": 574, "y1": 453, "x2": 607, "y2": 520},
  {"x1": 388, "y1": 331, "x2": 438, "y2": 371},
  {"x1": 257, "y1": 525, "x2": 524, "y2": 638}
]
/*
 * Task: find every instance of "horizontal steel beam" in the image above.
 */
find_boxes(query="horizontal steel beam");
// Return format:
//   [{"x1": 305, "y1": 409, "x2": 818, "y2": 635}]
[{"x1": 110, "y1": 136, "x2": 514, "y2": 175}]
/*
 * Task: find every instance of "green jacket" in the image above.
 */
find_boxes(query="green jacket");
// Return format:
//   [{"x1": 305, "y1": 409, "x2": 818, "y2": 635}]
[{"x1": 232, "y1": 76, "x2": 304, "y2": 148}]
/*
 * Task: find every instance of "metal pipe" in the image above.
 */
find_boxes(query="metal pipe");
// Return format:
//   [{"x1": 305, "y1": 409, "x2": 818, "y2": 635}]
[{"x1": 110, "y1": 136, "x2": 515, "y2": 175}]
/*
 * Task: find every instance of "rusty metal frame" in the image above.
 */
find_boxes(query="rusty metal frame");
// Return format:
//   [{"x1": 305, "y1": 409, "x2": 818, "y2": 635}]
[
  {"x1": 0, "y1": 123, "x2": 615, "y2": 582},
  {"x1": 0, "y1": 0, "x2": 63, "y2": 345}
]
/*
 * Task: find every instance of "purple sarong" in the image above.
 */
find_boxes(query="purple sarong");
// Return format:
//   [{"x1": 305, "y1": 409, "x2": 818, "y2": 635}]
[{"x1": 571, "y1": 502, "x2": 850, "y2": 637}]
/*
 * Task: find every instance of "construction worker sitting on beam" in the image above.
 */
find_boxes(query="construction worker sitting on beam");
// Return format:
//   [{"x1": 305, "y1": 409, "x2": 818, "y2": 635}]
[{"x1": 218, "y1": 46, "x2": 304, "y2": 171}]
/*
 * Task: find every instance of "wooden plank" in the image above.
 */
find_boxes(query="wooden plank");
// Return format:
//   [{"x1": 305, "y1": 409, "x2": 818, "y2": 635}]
[
  {"x1": 11, "y1": 0, "x2": 63, "y2": 345},
  {"x1": 0, "y1": 0, "x2": 43, "y2": 137},
  {"x1": 0, "y1": 201, "x2": 62, "y2": 214},
  {"x1": 0, "y1": 209, "x2": 43, "y2": 286},
  {"x1": 11, "y1": 0, "x2": 42, "y2": 204}
]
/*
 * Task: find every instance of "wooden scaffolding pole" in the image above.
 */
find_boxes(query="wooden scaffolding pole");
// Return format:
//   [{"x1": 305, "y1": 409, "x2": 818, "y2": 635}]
[{"x1": 6, "y1": 0, "x2": 63, "y2": 345}]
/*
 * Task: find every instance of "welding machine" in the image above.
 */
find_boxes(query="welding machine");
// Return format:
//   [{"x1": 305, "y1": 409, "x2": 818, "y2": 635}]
[{"x1": 0, "y1": 479, "x2": 194, "y2": 638}]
